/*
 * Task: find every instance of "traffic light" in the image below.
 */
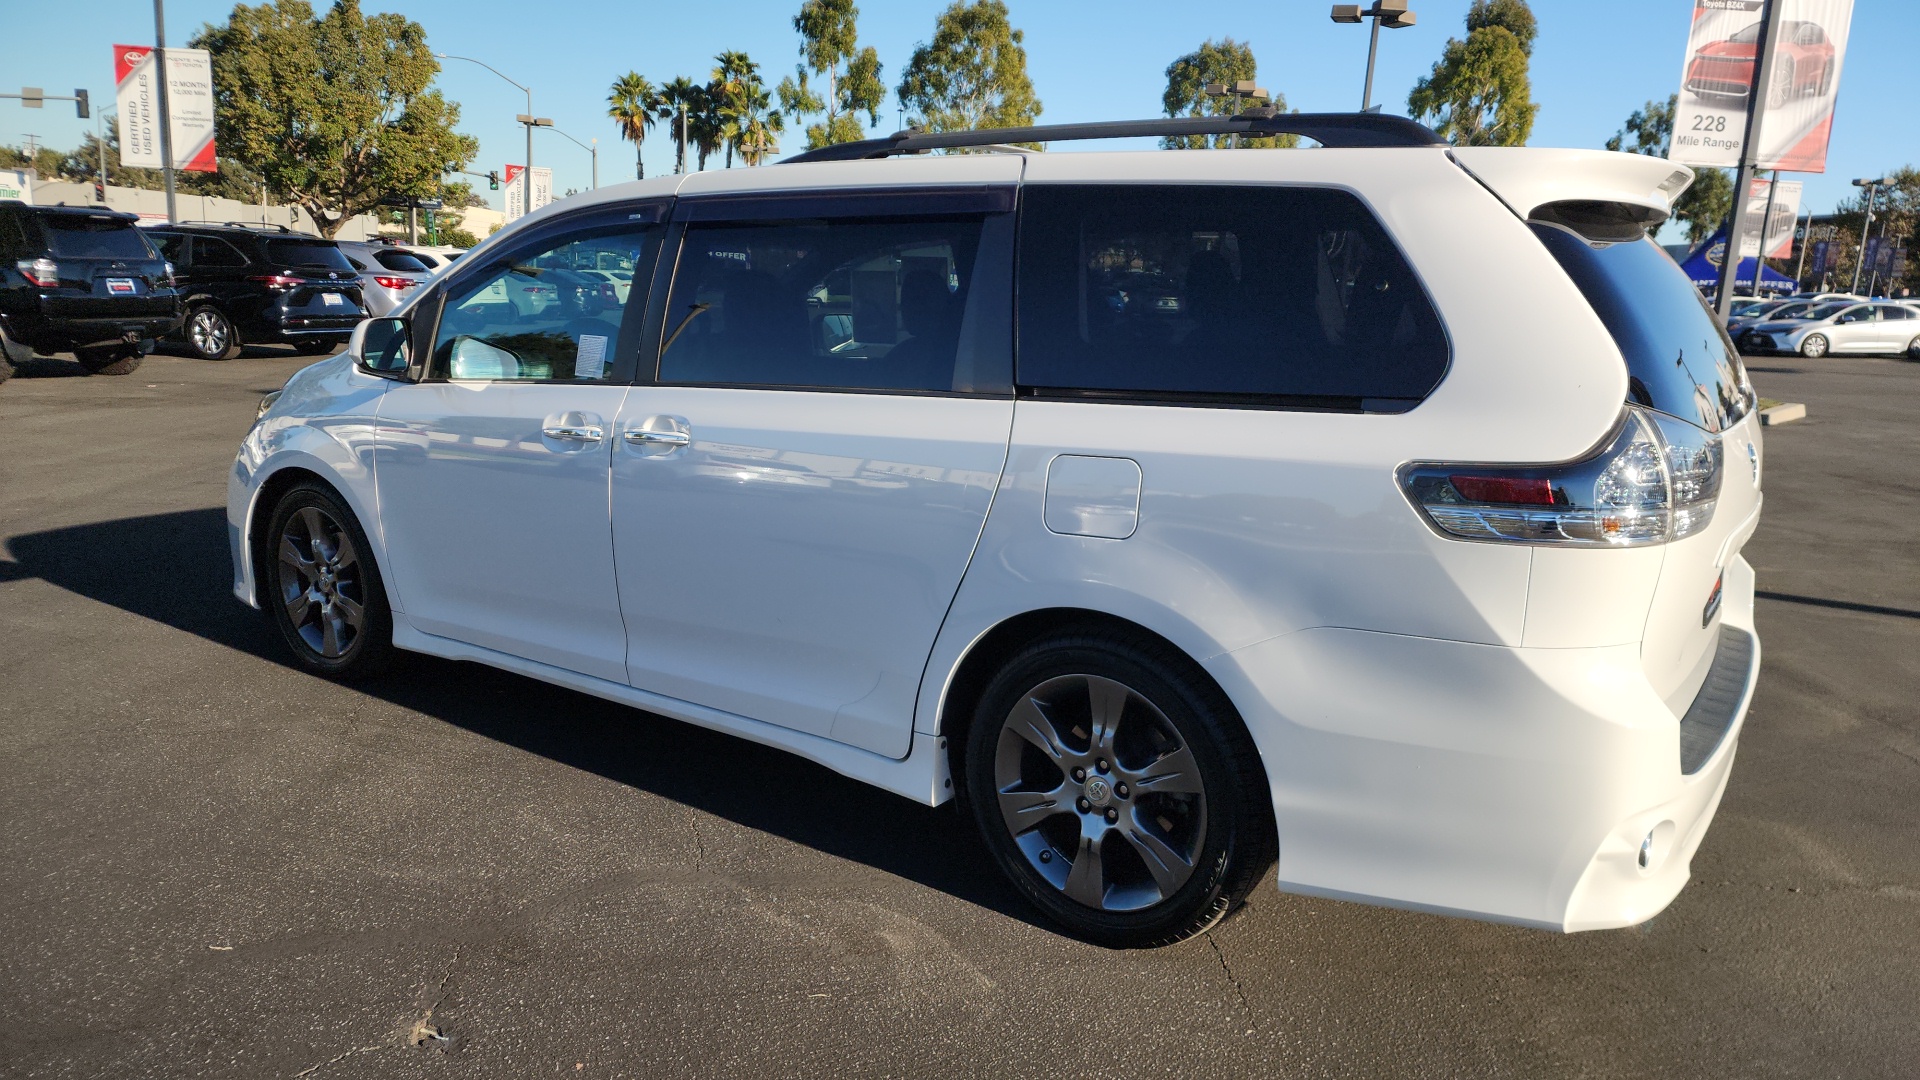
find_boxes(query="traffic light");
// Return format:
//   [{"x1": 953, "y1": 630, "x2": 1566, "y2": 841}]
[
  {"x1": 487, "y1": 170, "x2": 499, "y2": 191},
  {"x1": 94, "y1": 180, "x2": 105, "y2": 202},
  {"x1": 75, "y1": 89, "x2": 89, "y2": 119}
]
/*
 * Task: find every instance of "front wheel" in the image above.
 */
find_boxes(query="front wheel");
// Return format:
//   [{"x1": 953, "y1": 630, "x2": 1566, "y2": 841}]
[
  {"x1": 74, "y1": 345, "x2": 144, "y2": 375},
  {"x1": 1907, "y1": 334, "x2": 1920, "y2": 361},
  {"x1": 1768, "y1": 57, "x2": 1796, "y2": 108},
  {"x1": 963, "y1": 631, "x2": 1274, "y2": 947},
  {"x1": 1799, "y1": 333, "x2": 1830, "y2": 358},
  {"x1": 262, "y1": 482, "x2": 396, "y2": 680},
  {"x1": 185, "y1": 306, "x2": 241, "y2": 361}
]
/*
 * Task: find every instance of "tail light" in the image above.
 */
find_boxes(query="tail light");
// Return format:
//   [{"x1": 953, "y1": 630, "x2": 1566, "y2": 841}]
[
  {"x1": 373, "y1": 276, "x2": 418, "y2": 290},
  {"x1": 248, "y1": 274, "x2": 303, "y2": 290},
  {"x1": 163, "y1": 261, "x2": 178, "y2": 288},
  {"x1": 1400, "y1": 408, "x2": 1723, "y2": 547},
  {"x1": 16, "y1": 257, "x2": 59, "y2": 287}
]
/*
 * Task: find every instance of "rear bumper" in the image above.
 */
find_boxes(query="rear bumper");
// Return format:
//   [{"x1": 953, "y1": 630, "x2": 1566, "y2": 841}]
[
  {"x1": 8, "y1": 308, "x2": 183, "y2": 352},
  {"x1": 1207, "y1": 555, "x2": 1760, "y2": 932}
]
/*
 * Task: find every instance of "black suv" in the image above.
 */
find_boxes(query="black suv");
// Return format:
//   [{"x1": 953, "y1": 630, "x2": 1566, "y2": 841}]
[
  {"x1": 0, "y1": 201, "x2": 183, "y2": 381},
  {"x1": 145, "y1": 223, "x2": 367, "y2": 360}
]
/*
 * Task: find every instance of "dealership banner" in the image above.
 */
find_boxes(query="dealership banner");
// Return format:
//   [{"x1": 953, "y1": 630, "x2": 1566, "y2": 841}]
[
  {"x1": 1670, "y1": 0, "x2": 1854, "y2": 172},
  {"x1": 0, "y1": 167, "x2": 31, "y2": 204},
  {"x1": 1809, "y1": 239, "x2": 1830, "y2": 276},
  {"x1": 114, "y1": 44, "x2": 217, "y2": 172},
  {"x1": 1736, "y1": 176, "x2": 1802, "y2": 258},
  {"x1": 502, "y1": 164, "x2": 553, "y2": 222}
]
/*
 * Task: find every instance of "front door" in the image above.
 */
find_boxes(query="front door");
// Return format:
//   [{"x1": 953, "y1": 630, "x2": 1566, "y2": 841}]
[
  {"x1": 374, "y1": 211, "x2": 660, "y2": 682},
  {"x1": 611, "y1": 190, "x2": 1017, "y2": 756}
]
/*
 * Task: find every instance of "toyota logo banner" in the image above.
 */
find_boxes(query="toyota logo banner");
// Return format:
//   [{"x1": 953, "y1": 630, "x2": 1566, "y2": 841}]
[
  {"x1": 1669, "y1": 0, "x2": 1855, "y2": 172},
  {"x1": 113, "y1": 43, "x2": 218, "y2": 172}
]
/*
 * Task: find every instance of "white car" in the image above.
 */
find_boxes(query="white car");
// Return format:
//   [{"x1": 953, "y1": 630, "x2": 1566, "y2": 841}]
[
  {"x1": 334, "y1": 241, "x2": 432, "y2": 318},
  {"x1": 230, "y1": 115, "x2": 1763, "y2": 946},
  {"x1": 1738, "y1": 300, "x2": 1920, "y2": 357}
]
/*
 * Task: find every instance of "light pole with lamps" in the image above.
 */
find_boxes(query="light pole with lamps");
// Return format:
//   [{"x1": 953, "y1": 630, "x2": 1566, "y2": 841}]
[
  {"x1": 544, "y1": 124, "x2": 598, "y2": 190},
  {"x1": 1330, "y1": 2, "x2": 1416, "y2": 113},
  {"x1": 436, "y1": 52, "x2": 539, "y2": 221},
  {"x1": 1202, "y1": 81, "x2": 1269, "y2": 148},
  {"x1": 1850, "y1": 177, "x2": 1887, "y2": 296}
]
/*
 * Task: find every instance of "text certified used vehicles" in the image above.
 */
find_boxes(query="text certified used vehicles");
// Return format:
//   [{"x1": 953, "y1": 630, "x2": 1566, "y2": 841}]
[{"x1": 230, "y1": 114, "x2": 1764, "y2": 946}]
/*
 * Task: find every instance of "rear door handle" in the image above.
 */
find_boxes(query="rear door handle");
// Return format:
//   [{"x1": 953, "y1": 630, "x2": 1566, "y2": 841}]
[
  {"x1": 623, "y1": 430, "x2": 690, "y2": 448},
  {"x1": 543, "y1": 425, "x2": 604, "y2": 442}
]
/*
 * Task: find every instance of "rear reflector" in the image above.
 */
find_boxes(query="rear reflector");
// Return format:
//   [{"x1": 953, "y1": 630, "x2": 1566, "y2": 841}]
[{"x1": 1448, "y1": 475, "x2": 1557, "y2": 506}]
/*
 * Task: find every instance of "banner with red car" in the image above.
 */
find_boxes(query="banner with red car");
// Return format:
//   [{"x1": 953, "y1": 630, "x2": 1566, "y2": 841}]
[{"x1": 1670, "y1": 0, "x2": 1854, "y2": 173}]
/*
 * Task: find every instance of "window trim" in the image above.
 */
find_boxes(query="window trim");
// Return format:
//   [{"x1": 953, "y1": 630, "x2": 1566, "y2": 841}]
[
  {"x1": 411, "y1": 201, "x2": 672, "y2": 386},
  {"x1": 643, "y1": 200, "x2": 1017, "y2": 398},
  {"x1": 1008, "y1": 181, "x2": 1454, "y2": 414}
]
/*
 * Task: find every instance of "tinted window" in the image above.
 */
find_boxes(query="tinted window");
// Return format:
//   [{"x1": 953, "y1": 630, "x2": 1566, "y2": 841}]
[
  {"x1": 193, "y1": 237, "x2": 248, "y2": 267},
  {"x1": 375, "y1": 250, "x2": 430, "y2": 273},
  {"x1": 40, "y1": 216, "x2": 154, "y2": 259},
  {"x1": 1883, "y1": 305, "x2": 1913, "y2": 321},
  {"x1": 431, "y1": 224, "x2": 650, "y2": 381},
  {"x1": 1016, "y1": 185, "x2": 1448, "y2": 407},
  {"x1": 659, "y1": 215, "x2": 993, "y2": 393},
  {"x1": 152, "y1": 232, "x2": 189, "y2": 263},
  {"x1": 266, "y1": 239, "x2": 354, "y2": 272},
  {"x1": 1532, "y1": 225, "x2": 1752, "y2": 432}
]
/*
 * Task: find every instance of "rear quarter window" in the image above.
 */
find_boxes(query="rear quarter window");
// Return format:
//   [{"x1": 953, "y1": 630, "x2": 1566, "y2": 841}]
[
  {"x1": 267, "y1": 239, "x2": 355, "y2": 272},
  {"x1": 1015, "y1": 184, "x2": 1449, "y2": 409},
  {"x1": 1532, "y1": 225, "x2": 1753, "y2": 432}
]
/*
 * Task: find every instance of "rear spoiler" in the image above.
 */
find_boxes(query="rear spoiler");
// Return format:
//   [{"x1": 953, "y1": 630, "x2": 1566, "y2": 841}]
[{"x1": 1449, "y1": 148, "x2": 1695, "y2": 243}]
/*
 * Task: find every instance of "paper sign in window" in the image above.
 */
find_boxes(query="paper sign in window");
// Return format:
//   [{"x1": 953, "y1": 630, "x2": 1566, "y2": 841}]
[{"x1": 575, "y1": 334, "x2": 608, "y2": 380}]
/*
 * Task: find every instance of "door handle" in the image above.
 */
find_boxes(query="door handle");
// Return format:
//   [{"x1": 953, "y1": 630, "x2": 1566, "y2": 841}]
[
  {"x1": 543, "y1": 424, "x2": 604, "y2": 442},
  {"x1": 623, "y1": 429, "x2": 690, "y2": 448}
]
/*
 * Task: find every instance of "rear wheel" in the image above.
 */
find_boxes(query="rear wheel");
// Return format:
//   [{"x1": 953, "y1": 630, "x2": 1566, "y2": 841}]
[
  {"x1": 962, "y1": 630, "x2": 1274, "y2": 947},
  {"x1": 262, "y1": 482, "x2": 396, "y2": 681},
  {"x1": 74, "y1": 345, "x2": 144, "y2": 376},
  {"x1": 185, "y1": 306, "x2": 241, "y2": 361},
  {"x1": 1799, "y1": 333, "x2": 1829, "y2": 358},
  {"x1": 1907, "y1": 334, "x2": 1920, "y2": 361}
]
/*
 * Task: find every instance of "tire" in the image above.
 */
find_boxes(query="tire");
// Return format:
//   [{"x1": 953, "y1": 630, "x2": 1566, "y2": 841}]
[
  {"x1": 261, "y1": 481, "x2": 397, "y2": 681},
  {"x1": 961, "y1": 629, "x2": 1274, "y2": 948},
  {"x1": 0, "y1": 354, "x2": 12, "y2": 385},
  {"x1": 74, "y1": 345, "x2": 144, "y2": 376},
  {"x1": 1907, "y1": 335, "x2": 1920, "y2": 361},
  {"x1": 1768, "y1": 57, "x2": 1795, "y2": 108},
  {"x1": 184, "y1": 306, "x2": 241, "y2": 361},
  {"x1": 1799, "y1": 333, "x2": 1829, "y2": 358}
]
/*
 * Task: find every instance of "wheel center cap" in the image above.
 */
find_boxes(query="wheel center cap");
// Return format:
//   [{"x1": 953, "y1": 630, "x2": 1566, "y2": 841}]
[{"x1": 1084, "y1": 775, "x2": 1112, "y2": 808}]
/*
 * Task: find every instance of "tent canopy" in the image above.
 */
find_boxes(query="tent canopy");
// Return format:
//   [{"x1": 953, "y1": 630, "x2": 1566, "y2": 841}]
[{"x1": 1678, "y1": 229, "x2": 1798, "y2": 293}]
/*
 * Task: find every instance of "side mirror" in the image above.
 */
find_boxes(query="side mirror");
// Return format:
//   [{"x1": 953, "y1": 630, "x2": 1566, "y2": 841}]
[{"x1": 352, "y1": 316, "x2": 412, "y2": 377}]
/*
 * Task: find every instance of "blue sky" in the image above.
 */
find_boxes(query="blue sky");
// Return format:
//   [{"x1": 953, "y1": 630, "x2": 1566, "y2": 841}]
[{"x1": 4, "y1": 0, "x2": 1915, "y2": 233}]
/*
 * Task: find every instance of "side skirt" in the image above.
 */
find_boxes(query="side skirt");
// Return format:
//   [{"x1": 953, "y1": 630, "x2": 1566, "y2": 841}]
[{"x1": 390, "y1": 622, "x2": 953, "y2": 806}]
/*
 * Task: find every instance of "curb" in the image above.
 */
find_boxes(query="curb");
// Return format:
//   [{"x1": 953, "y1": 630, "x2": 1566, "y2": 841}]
[{"x1": 1760, "y1": 402, "x2": 1807, "y2": 426}]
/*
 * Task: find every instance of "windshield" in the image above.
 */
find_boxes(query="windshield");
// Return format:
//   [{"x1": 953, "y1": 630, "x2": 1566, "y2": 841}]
[
  {"x1": 1766, "y1": 302, "x2": 1815, "y2": 320},
  {"x1": 266, "y1": 239, "x2": 355, "y2": 272},
  {"x1": 1533, "y1": 225, "x2": 1753, "y2": 432},
  {"x1": 1728, "y1": 22, "x2": 1761, "y2": 44},
  {"x1": 1807, "y1": 302, "x2": 1852, "y2": 320},
  {"x1": 41, "y1": 216, "x2": 155, "y2": 260}
]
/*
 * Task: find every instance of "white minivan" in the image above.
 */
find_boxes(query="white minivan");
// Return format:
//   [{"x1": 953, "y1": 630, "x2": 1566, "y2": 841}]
[{"x1": 230, "y1": 114, "x2": 1763, "y2": 947}]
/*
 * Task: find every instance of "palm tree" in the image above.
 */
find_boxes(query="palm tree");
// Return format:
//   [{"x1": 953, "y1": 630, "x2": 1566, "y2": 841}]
[
  {"x1": 711, "y1": 51, "x2": 758, "y2": 169},
  {"x1": 688, "y1": 83, "x2": 726, "y2": 171},
  {"x1": 606, "y1": 72, "x2": 657, "y2": 180},
  {"x1": 656, "y1": 76, "x2": 701, "y2": 174},
  {"x1": 736, "y1": 84, "x2": 784, "y2": 166}
]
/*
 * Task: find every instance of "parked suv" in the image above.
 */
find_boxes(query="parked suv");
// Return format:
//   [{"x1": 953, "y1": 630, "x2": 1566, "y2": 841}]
[
  {"x1": 229, "y1": 115, "x2": 1764, "y2": 946},
  {"x1": 0, "y1": 202, "x2": 182, "y2": 380},
  {"x1": 146, "y1": 223, "x2": 366, "y2": 360},
  {"x1": 335, "y1": 239, "x2": 432, "y2": 317}
]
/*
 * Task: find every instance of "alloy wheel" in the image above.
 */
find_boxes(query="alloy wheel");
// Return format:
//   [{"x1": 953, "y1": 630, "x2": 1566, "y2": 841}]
[
  {"x1": 190, "y1": 310, "x2": 230, "y2": 358},
  {"x1": 992, "y1": 673, "x2": 1209, "y2": 912},
  {"x1": 1801, "y1": 333, "x2": 1828, "y2": 358},
  {"x1": 276, "y1": 505, "x2": 366, "y2": 659}
]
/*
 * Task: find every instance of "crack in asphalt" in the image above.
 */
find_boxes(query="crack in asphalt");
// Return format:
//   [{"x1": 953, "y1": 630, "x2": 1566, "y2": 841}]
[
  {"x1": 292, "y1": 1043, "x2": 384, "y2": 1078},
  {"x1": 1205, "y1": 929, "x2": 1255, "y2": 1033}
]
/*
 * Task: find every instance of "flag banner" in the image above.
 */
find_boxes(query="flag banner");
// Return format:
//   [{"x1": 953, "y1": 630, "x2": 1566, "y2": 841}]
[
  {"x1": 114, "y1": 44, "x2": 218, "y2": 172},
  {"x1": 1809, "y1": 239, "x2": 1829, "y2": 276},
  {"x1": 502, "y1": 165, "x2": 554, "y2": 222},
  {"x1": 1670, "y1": 0, "x2": 1854, "y2": 172},
  {"x1": 1736, "y1": 176, "x2": 1803, "y2": 258}
]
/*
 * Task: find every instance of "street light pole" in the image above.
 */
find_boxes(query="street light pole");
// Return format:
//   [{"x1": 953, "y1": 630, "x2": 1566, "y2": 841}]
[
  {"x1": 437, "y1": 53, "x2": 535, "y2": 220},
  {"x1": 545, "y1": 125, "x2": 598, "y2": 190},
  {"x1": 153, "y1": 0, "x2": 177, "y2": 223},
  {"x1": 1331, "y1": 2, "x2": 1416, "y2": 112},
  {"x1": 1851, "y1": 177, "x2": 1885, "y2": 296}
]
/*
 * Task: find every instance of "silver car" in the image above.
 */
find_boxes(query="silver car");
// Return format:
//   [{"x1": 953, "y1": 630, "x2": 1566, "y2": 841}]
[
  {"x1": 335, "y1": 241, "x2": 432, "y2": 317},
  {"x1": 1739, "y1": 301, "x2": 1920, "y2": 358}
]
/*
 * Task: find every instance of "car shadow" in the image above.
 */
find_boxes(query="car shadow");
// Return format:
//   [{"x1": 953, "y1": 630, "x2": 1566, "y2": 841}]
[{"x1": 1, "y1": 507, "x2": 1037, "y2": 928}]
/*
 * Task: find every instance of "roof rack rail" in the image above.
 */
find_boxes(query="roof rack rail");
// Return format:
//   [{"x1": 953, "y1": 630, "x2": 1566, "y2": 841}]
[
  {"x1": 221, "y1": 220, "x2": 296, "y2": 232},
  {"x1": 782, "y1": 110, "x2": 1446, "y2": 164}
]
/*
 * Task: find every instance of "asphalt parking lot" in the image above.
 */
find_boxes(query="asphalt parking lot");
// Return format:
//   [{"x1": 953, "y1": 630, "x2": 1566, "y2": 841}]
[{"x1": 3, "y1": 346, "x2": 1917, "y2": 1079}]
